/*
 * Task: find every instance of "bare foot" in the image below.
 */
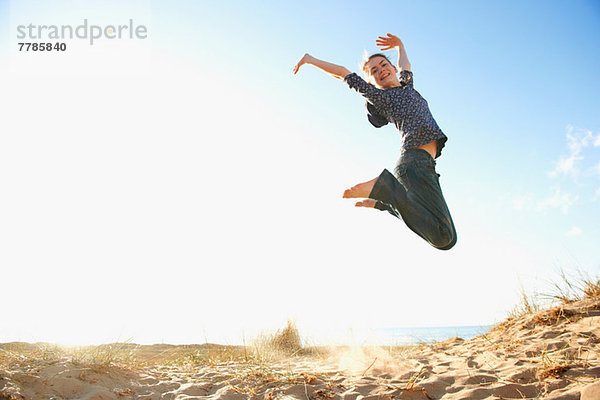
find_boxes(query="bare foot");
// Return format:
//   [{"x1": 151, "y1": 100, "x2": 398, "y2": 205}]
[
  {"x1": 355, "y1": 199, "x2": 376, "y2": 208},
  {"x1": 342, "y1": 177, "x2": 378, "y2": 199}
]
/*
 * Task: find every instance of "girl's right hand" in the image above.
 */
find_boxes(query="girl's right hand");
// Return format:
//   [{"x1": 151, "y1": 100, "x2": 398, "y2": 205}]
[{"x1": 293, "y1": 53, "x2": 312, "y2": 74}]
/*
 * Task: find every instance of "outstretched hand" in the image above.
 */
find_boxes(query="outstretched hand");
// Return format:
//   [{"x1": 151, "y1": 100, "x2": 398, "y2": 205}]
[
  {"x1": 376, "y1": 33, "x2": 403, "y2": 50},
  {"x1": 293, "y1": 53, "x2": 313, "y2": 74}
]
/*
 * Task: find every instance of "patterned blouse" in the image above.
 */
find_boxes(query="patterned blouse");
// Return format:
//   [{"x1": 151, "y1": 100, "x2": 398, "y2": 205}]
[{"x1": 344, "y1": 70, "x2": 447, "y2": 158}]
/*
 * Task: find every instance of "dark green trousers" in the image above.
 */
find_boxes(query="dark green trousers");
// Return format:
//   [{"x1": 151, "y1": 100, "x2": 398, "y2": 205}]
[{"x1": 370, "y1": 148, "x2": 457, "y2": 250}]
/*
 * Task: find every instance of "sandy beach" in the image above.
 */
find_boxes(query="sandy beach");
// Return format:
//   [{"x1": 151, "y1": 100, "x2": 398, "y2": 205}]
[{"x1": 1, "y1": 296, "x2": 599, "y2": 400}]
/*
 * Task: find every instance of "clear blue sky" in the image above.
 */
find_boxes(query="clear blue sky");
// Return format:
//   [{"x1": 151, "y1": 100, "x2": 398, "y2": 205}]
[
  {"x1": 168, "y1": 0, "x2": 600, "y2": 256},
  {"x1": 0, "y1": 0, "x2": 598, "y2": 345}
]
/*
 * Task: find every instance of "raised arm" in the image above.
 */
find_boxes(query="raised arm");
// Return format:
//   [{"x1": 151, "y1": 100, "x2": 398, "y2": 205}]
[
  {"x1": 376, "y1": 33, "x2": 411, "y2": 71},
  {"x1": 293, "y1": 53, "x2": 351, "y2": 80}
]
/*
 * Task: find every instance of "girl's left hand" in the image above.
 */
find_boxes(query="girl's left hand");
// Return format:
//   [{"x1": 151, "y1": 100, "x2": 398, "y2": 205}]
[
  {"x1": 376, "y1": 33, "x2": 403, "y2": 50},
  {"x1": 293, "y1": 53, "x2": 313, "y2": 74}
]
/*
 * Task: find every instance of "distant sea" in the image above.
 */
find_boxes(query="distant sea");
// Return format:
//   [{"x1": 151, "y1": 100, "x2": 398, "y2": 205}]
[{"x1": 375, "y1": 325, "x2": 494, "y2": 345}]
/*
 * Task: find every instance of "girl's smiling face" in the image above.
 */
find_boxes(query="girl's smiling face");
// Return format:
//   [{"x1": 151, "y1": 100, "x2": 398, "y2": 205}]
[{"x1": 366, "y1": 56, "x2": 400, "y2": 89}]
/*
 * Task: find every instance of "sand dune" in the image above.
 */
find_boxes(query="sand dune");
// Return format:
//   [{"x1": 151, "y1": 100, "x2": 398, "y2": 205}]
[{"x1": 1, "y1": 297, "x2": 599, "y2": 399}]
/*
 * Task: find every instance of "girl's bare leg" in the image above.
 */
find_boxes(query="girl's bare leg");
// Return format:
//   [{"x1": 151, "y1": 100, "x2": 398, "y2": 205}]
[{"x1": 343, "y1": 177, "x2": 378, "y2": 199}]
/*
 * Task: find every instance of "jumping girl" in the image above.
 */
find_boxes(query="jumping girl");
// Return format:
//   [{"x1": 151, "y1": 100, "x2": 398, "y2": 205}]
[{"x1": 293, "y1": 33, "x2": 457, "y2": 250}]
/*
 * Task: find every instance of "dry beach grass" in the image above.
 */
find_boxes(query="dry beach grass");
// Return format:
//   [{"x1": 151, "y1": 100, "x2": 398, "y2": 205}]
[{"x1": 1, "y1": 278, "x2": 599, "y2": 399}]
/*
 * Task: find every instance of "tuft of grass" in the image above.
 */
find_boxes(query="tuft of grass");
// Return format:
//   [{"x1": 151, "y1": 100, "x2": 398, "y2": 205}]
[
  {"x1": 69, "y1": 342, "x2": 139, "y2": 369},
  {"x1": 252, "y1": 319, "x2": 304, "y2": 360},
  {"x1": 166, "y1": 344, "x2": 248, "y2": 371},
  {"x1": 582, "y1": 276, "x2": 600, "y2": 298},
  {"x1": 508, "y1": 288, "x2": 543, "y2": 319},
  {"x1": 268, "y1": 320, "x2": 302, "y2": 355},
  {"x1": 403, "y1": 366, "x2": 426, "y2": 390},
  {"x1": 536, "y1": 350, "x2": 572, "y2": 380},
  {"x1": 546, "y1": 269, "x2": 600, "y2": 304},
  {"x1": 509, "y1": 270, "x2": 600, "y2": 320},
  {"x1": 0, "y1": 342, "x2": 68, "y2": 370}
]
